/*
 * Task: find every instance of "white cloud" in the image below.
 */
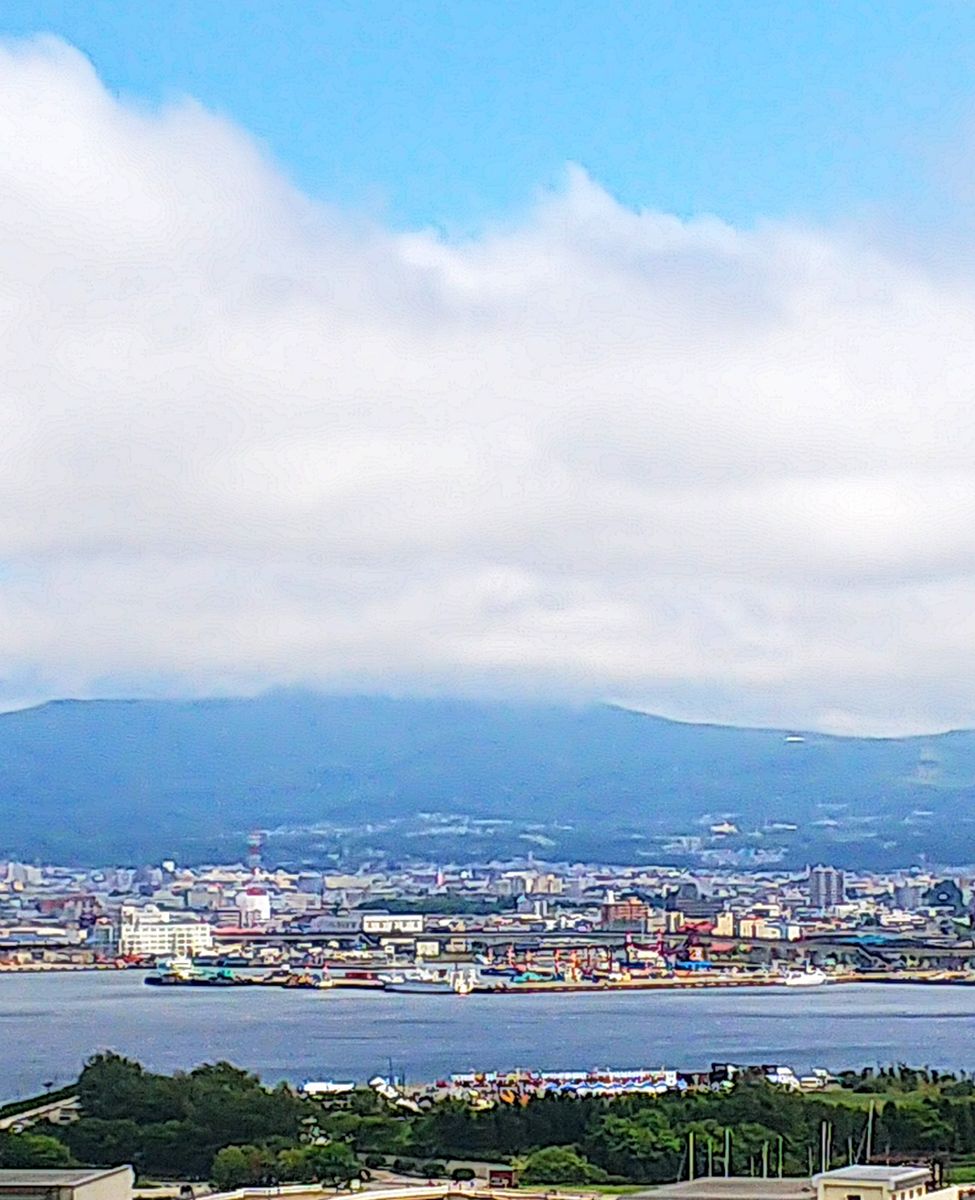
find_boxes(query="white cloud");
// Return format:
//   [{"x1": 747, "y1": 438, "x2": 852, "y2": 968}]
[{"x1": 1, "y1": 37, "x2": 974, "y2": 735}]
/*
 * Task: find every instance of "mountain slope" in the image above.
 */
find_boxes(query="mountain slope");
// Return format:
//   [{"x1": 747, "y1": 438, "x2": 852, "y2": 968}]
[{"x1": 1, "y1": 693, "x2": 973, "y2": 865}]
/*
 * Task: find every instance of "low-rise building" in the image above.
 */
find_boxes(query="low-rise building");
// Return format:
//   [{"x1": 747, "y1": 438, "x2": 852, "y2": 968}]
[
  {"x1": 815, "y1": 1165, "x2": 932, "y2": 1200},
  {"x1": 0, "y1": 1168, "x2": 133, "y2": 1200}
]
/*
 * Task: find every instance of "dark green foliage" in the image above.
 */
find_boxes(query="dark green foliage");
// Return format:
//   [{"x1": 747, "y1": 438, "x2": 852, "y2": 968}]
[
  {"x1": 521, "y1": 1146, "x2": 609, "y2": 1184},
  {"x1": 381, "y1": 1074, "x2": 975, "y2": 1185},
  {"x1": 43, "y1": 1055, "x2": 975, "y2": 1188},
  {"x1": 275, "y1": 1142, "x2": 361, "y2": 1185},
  {"x1": 210, "y1": 1145, "x2": 277, "y2": 1191},
  {"x1": 78, "y1": 1055, "x2": 183, "y2": 1124},
  {"x1": 57, "y1": 1119, "x2": 144, "y2": 1170},
  {"x1": 0, "y1": 1131, "x2": 75, "y2": 1168},
  {"x1": 57, "y1": 1053, "x2": 312, "y2": 1181}
]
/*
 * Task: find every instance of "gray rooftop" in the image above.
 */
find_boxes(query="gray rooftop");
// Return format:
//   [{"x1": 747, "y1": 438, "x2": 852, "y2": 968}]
[
  {"x1": 0, "y1": 1169, "x2": 131, "y2": 1187},
  {"x1": 636, "y1": 1179, "x2": 815, "y2": 1200},
  {"x1": 814, "y1": 1167, "x2": 929, "y2": 1184}
]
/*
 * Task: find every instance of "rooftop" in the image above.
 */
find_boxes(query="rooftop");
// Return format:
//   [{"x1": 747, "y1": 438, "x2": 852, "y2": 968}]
[
  {"x1": 638, "y1": 1179, "x2": 815, "y2": 1200},
  {"x1": 0, "y1": 1168, "x2": 131, "y2": 1187},
  {"x1": 815, "y1": 1167, "x2": 930, "y2": 1185}
]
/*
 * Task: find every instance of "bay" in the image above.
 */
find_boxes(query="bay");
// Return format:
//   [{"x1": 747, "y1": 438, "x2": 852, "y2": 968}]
[{"x1": 1, "y1": 974, "x2": 974, "y2": 1102}]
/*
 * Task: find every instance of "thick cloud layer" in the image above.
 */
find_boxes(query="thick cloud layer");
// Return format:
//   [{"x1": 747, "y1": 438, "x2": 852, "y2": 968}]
[{"x1": 1, "y1": 37, "x2": 974, "y2": 734}]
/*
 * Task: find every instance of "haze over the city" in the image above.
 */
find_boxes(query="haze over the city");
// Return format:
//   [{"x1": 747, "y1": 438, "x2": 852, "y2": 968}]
[{"x1": 2, "y1": 3, "x2": 975, "y2": 735}]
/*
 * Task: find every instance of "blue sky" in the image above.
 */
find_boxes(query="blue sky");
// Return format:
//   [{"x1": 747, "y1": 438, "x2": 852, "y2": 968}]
[{"x1": 2, "y1": 0, "x2": 974, "y2": 230}]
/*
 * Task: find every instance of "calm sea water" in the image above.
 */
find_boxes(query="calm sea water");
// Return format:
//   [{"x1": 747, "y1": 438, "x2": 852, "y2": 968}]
[{"x1": 1, "y1": 974, "x2": 974, "y2": 1101}]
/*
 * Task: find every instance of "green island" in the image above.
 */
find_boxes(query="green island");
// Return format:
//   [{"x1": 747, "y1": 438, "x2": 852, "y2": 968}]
[{"x1": 6, "y1": 1057, "x2": 975, "y2": 1190}]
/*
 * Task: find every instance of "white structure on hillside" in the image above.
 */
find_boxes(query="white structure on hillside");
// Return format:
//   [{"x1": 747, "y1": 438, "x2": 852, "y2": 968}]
[{"x1": 118, "y1": 905, "x2": 213, "y2": 958}]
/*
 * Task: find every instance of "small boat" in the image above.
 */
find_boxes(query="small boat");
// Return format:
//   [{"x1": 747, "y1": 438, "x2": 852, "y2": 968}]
[
  {"x1": 384, "y1": 968, "x2": 475, "y2": 995},
  {"x1": 783, "y1": 967, "x2": 829, "y2": 988}
]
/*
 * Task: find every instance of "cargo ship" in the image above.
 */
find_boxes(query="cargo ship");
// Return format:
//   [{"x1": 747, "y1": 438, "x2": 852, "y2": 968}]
[{"x1": 145, "y1": 960, "x2": 331, "y2": 989}]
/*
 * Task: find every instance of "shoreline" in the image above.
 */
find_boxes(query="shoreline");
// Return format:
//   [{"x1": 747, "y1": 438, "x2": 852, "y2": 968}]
[{"x1": 3, "y1": 963, "x2": 975, "y2": 991}]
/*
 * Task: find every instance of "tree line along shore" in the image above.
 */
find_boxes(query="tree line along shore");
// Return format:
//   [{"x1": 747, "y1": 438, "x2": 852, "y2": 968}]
[{"x1": 4, "y1": 1057, "x2": 975, "y2": 1189}]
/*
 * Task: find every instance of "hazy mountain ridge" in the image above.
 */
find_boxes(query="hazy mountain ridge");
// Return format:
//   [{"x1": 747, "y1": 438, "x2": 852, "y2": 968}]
[{"x1": 1, "y1": 692, "x2": 974, "y2": 866}]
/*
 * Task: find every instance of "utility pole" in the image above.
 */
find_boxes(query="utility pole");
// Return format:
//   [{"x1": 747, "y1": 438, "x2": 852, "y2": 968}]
[
  {"x1": 725, "y1": 1129, "x2": 731, "y2": 1178},
  {"x1": 689, "y1": 1131, "x2": 696, "y2": 1182}
]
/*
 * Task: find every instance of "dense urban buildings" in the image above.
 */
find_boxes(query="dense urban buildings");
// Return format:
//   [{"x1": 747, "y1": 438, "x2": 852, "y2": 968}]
[{"x1": 1, "y1": 850, "x2": 973, "y2": 981}]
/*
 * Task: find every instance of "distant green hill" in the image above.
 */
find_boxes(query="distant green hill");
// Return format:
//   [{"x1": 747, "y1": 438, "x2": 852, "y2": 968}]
[{"x1": 0, "y1": 692, "x2": 973, "y2": 866}]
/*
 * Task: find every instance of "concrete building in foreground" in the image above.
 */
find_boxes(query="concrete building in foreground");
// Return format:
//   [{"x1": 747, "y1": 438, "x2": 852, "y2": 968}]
[
  {"x1": 0, "y1": 1168, "x2": 132, "y2": 1200},
  {"x1": 643, "y1": 1166, "x2": 952, "y2": 1200},
  {"x1": 814, "y1": 1166, "x2": 932, "y2": 1200}
]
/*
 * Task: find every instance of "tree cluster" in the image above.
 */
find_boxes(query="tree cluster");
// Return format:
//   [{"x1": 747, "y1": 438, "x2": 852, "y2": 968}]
[
  {"x1": 15, "y1": 1053, "x2": 362, "y2": 1185},
  {"x1": 6, "y1": 1057, "x2": 975, "y2": 1187}
]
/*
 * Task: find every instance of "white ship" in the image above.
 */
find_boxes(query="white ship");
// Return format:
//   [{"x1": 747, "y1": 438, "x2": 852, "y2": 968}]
[
  {"x1": 783, "y1": 967, "x2": 829, "y2": 988},
  {"x1": 384, "y1": 968, "x2": 476, "y2": 995}
]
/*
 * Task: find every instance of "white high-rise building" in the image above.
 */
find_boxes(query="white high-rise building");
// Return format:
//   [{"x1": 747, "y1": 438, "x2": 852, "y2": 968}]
[{"x1": 118, "y1": 904, "x2": 214, "y2": 958}]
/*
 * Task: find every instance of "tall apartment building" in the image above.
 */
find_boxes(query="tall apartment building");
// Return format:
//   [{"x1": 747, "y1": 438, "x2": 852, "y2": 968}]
[
  {"x1": 118, "y1": 904, "x2": 213, "y2": 958},
  {"x1": 808, "y1": 864, "x2": 846, "y2": 911}
]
